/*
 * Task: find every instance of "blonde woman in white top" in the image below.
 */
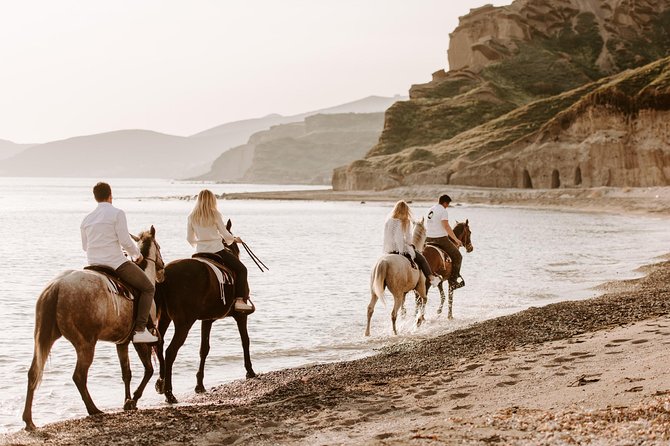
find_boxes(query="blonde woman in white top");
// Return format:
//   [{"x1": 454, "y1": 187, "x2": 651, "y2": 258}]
[
  {"x1": 187, "y1": 189, "x2": 252, "y2": 312},
  {"x1": 383, "y1": 200, "x2": 440, "y2": 287}
]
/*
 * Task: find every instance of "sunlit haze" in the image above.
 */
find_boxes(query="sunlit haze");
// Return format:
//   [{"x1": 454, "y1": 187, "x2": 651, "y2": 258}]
[{"x1": 0, "y1": 0, "x2": 509, "y2": 143}]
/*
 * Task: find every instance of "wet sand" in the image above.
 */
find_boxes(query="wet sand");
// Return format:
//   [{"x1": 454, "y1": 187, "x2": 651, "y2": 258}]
[{"x1": 4, "y1": 186, "x2": 670, "y2": 445}]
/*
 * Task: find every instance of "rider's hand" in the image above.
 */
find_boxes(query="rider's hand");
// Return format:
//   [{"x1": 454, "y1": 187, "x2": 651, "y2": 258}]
[
  {"x1": 134, "y1": 254, "x2": 144, "y2": 264},
  {"x1": 233, "y1": 236, "x2": 243, "y2": 244}
]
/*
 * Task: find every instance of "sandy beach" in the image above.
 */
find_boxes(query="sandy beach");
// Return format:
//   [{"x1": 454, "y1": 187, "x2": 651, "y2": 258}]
[{"x1": 4, "y1": 185, "x2": 670, "y2": 446}]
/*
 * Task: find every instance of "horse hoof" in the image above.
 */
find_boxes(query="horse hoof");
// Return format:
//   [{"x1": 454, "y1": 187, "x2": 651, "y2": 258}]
[
  {"x1": 165, "y1": 392, "x2": 178, "y2": 404},
  {"x1": 155, "y1": 379, "x2": 164, "y2": 394},
  {"x1": 194, "y1": 385, "x2": 206, "y2": 394},
  {"x1": 88, "y1": 409, "x2": 104, "y2": 416},
  {"x1": 246, "y1": 370, "x2": 257, "y2": 379},
  {"x1": 24, "y1": 421, "x2": 36, "y2": 432},
  {"x1": 123, "y1": 399, "x2": 137, "y2": 411}
]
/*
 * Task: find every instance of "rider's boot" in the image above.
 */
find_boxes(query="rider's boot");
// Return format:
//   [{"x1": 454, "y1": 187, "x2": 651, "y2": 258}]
[{"x1": 449, "y1": 275, "x2": 465, "y2": 289}]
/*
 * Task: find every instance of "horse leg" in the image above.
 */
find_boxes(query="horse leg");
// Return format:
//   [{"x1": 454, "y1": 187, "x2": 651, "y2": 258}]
[
  {"x1": 154, "y1": 312, "x2": 172, "y2": 395},
  {"x1": 23, "y1": 333, "x2": 60, "y2": 431},
  {"x1": 391, "y1": 291, "x2": 404, "y2": 335},
  {"x1": 129, "y1": 343, "x2": 154, "y2": 408},
  {"x1": 437, "y1": 282, "x2": 446, "y2": 315},
  {"x1": 163, "y1": 321, "x2": 194, "y2": 404},
  {"x1": 234, "y1": 314, "x2": 256, "y2": 379},
  {"x1": 195, "y1": 320, "x2": 214, "y2": 393},
  {"x1": 415, "y1": 284, "x2": 428, "y2": 328},
  {"x1": 72, "y1": 342, "x2": 102, "y2": 416},
  {"x1": 365, "y1": 291, "x2": 378, "y2": 337},
  {"x1": 448, "y1": 286, "x2": 454, "y2": 320},
  {"x1": 115, "y1": 344, "x2": 134, "y2": 410}
]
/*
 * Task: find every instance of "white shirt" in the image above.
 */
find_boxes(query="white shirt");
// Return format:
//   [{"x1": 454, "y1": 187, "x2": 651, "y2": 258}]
[
  {"x1": 187, "y1": 212, "x2": 235, "y2": 253},
  {"x1": 81, "y1": 202, "x2": 141, "y2": 269},
  {"x1": 383, "y1": 218, "x2": 415, "y2": 258},
  {"x1": 425, "y1": 204, "x2": 449, "y2": 238}
]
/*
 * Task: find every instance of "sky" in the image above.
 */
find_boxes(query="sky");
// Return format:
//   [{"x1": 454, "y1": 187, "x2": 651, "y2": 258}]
[{"x1": 0, "y1": 0, "x2": 509, "y2": 143}]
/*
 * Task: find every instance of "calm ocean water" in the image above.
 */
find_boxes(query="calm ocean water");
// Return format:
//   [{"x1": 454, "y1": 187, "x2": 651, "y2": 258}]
[{"x1": 1, "y1": 177, "x2": 669, "y2": 433}]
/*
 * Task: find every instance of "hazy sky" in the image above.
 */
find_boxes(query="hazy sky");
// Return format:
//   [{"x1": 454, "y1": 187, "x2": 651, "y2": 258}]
[{"x1": 0, "y1": 0, "x2": 508, "y2": 143}]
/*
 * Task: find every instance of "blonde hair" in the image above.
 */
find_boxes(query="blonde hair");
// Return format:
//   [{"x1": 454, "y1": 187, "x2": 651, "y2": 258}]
[
  {"x1": 390, "y1": 200, "x2": 412, "y2": 232},
  {"x1": 190, "y1": 189, "x2": 220, "y2": 226}
]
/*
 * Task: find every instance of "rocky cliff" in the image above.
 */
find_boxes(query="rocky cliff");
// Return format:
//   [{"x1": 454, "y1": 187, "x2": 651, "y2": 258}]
[
  {"x1": 197, "y1": 113, "x2": 385, "y2": 185},
  {"x1": 334, "y1": 0, "x2": 670, "y2": 190}
]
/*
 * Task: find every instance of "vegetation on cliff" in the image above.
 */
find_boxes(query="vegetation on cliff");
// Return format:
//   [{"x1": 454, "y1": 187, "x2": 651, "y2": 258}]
[{"x1": 335, "y1": 0, "x2": 670, "y2": 191}]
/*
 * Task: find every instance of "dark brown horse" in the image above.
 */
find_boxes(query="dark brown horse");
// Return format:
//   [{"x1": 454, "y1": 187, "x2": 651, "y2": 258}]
[
  {"x1": 154, "y1": 221, "x2": 255, "y2": 404},
  {"x1": 422, "y1": 220, "x2": 474, "y2": 319},
  {"x1": 22, "y1": 227, "x2": 164, "y2": 430}
]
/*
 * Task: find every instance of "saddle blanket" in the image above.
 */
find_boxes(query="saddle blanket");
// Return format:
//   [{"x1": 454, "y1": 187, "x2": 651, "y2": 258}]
[{"x1": 193, "y1": 257, "x2": 232, "y2": 304}]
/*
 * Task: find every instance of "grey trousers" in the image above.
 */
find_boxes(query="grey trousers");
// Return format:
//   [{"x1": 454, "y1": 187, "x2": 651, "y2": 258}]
[
  {"x1": 116, "y1": 261, "x2": 155, "y2": 331},
  {"x1": 425, "y1": 236, "x2": 462, "y2": 281}
]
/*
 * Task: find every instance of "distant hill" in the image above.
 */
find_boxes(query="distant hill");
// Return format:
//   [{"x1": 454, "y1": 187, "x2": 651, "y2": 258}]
[
  {"x1": 0, "y1": 95, "x2": 404, "y2": 179},
  {"x1": 334, "y1": 0, "x2": 670, "y2": 190},
  {"x1": 196, "y1": 112, "x2": 385, "y2": 184},
  {"x1": 0, "y1": 139, "x2": 34, "y2": 161}
]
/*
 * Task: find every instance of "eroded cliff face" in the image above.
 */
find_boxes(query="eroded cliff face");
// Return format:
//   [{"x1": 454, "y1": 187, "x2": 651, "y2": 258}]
[
  {"x1": 334, "y1": 0, "x2": 670, "y2": 191},
  {"x1": 451, "y1": 107, "x2": 670, "y2": 188},
  {"x1": 448, "y1": 0, "x2": 669, "y2": 74}
]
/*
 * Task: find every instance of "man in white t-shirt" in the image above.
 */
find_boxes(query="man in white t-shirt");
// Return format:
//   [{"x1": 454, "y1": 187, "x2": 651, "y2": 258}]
[{"x1": 425, "y1": 194, "x2": 464, "y2": 289}]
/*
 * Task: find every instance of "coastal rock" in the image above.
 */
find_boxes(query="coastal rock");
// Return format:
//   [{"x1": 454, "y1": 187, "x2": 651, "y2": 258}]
[{"x1": 335, "y1": 0, "x2": 670, "y2": 191}]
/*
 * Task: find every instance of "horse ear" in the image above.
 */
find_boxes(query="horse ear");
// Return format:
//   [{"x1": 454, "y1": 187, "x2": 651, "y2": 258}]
[
  {"x1": 226, "y1": 219, "x2": 232, "y2": 231},
  {"x1": 130, "y1": 233, "x2": 140, "y2": 242},
  {"x1": 150, "y1": 225, "x2": 156, "y2": 237},
  {"x1": 466, "y1": 219, "x2": 469, "y2": 225},
  {"x1": 420, "y1": 216, "x2": 424, "y2": 224}
]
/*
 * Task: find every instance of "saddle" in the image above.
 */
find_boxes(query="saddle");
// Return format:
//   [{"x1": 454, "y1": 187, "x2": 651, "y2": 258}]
[
  {"x1": 84, "y1": 265, "x2": 136, "y2": 301},
  {"x1": 192, "y1": 252, "x2": 236, "y2": 279},
  {"x1": 390, "y1": 251, "x2": 417, "y2": 269},
  {"x1": 425, "y1": 243, "x2": 452, "y2": 263}
]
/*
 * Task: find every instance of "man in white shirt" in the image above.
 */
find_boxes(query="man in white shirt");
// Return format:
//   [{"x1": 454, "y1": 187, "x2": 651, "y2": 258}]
[
  {"x1": 80, "y1": 182, "x2": 157, "y2": 343},
  {"x1": 425, "y1": 194, "x2": 464, "y2": 289}
]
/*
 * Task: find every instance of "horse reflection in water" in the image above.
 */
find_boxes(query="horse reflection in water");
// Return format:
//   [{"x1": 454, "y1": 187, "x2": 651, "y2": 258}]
[
  {"x1": 22, "y1": 227, "x2": 164, "y2": 431},
  {"x1": 366, "y1": 218, "x2": 429, "y2": 336}
]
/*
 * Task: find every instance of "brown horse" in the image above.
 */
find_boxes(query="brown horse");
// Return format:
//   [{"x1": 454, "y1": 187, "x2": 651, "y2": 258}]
[
  {"x1": 22, "y1": 226, "x2": 165, "y2": 431},
  {"x1": 366, "y1": 218, "x2": 428, "y2": 336},
  {"x1": 422, "y1": 220, "x2": 474, "y2": 319},
  {"x1": 153, "y1": 221, "x2": 255, "y2": 404}
]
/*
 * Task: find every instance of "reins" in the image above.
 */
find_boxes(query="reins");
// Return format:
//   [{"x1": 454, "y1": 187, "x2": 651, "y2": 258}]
[{"x1": 240, "y1": 241, "x2": 269, "y2": 272}]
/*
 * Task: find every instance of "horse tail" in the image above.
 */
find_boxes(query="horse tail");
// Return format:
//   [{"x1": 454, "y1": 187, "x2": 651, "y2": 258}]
[
  {"x1": 371, "y1": 259, "x2": 388, "y2": 305},
  {"x1": 30, "y1": 280, "x2": 62, "y2": 388}
]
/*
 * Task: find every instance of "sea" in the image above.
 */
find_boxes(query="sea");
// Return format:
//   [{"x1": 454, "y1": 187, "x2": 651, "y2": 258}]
[{"x1": 1, "y1": 177, "x2": 669, "y2": 433}]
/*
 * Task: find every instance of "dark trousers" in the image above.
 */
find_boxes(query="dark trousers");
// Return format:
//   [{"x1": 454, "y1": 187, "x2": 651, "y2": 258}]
[
  {"x1": 116, "y1": 261, "x2": 155, "y2": 331},
  {"x1": 216, "y1": 249, "x2": 249, "y2": 299},
  {"x1": 425, "y1": 236, "x2": 462, "y2": 281},
  {"x1": 414, "y1": 252, "x2": 433, "y2": 279}
]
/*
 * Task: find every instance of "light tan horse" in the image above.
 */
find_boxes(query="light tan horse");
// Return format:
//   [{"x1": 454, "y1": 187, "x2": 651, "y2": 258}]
[
  {"x1": 22, "y1": 226, "x2": 165, "y2": 431},
  {"x1": 366, "y1": 218, "x2": 428, "y2": 336}
]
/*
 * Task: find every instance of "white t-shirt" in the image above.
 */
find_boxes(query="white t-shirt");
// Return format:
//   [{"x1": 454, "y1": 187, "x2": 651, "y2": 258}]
[{"x1": 425, "y1": 203, "x2": 449, "y2": 238}]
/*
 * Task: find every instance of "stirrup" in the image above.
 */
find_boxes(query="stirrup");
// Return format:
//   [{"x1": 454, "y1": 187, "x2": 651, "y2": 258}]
[{"x1": 449, "y1": 276, "x2": 465, "y2": 289}]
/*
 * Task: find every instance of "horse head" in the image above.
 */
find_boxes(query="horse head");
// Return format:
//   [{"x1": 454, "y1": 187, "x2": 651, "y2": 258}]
[
  {"x1": 132, "y1": 225, "x2": 165, "y2": 283},
  {"x1": 412, "y1": 216, "x2": 427, "y2": 251},
  {"x1": 454, "y1": 219, "x2": 474, "y2": 253},
  {"x1": 224, "y1": 219, "x2": 241, "y2": 258}
]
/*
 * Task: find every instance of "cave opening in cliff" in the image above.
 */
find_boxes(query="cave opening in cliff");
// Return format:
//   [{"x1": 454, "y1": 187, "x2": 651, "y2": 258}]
[
  {"x1": 522, "y1": 169, "x2": 533, "y2": 189},
  {"x1": 574, "y1": 166, "x2": 582, "y2": 186},
  {"x1": 551, "y1": 169, "x2": 560, "y2": 188}
]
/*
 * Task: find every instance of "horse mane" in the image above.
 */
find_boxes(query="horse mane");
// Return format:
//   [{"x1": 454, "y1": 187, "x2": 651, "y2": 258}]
[
  {"x1": 412, "y1": 218, "x2": 427, "y2": 251},
  {"x1": 136, "y1": 230, "x2": 154, "y2": 269}
]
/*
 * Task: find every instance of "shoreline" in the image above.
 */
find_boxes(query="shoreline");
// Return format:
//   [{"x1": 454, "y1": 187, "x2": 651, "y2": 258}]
[
  {"x1": 4, "y1": 258, "x2": 670, "y2": 444},
  {"x1": 4, "y1": 187, "x2": 670, "y2": 445},
  {"x1": 219, "y1": 185, "x2": 670, "y2": 216}
]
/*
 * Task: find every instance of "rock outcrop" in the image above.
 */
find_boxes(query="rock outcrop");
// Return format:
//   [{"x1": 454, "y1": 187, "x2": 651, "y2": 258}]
[
  {"x1": 197, "y1": 113, "x2": 385, "y2": 185},
  {"x1": 334, "y1": 0, "x2": 670, "y2": 191}
]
